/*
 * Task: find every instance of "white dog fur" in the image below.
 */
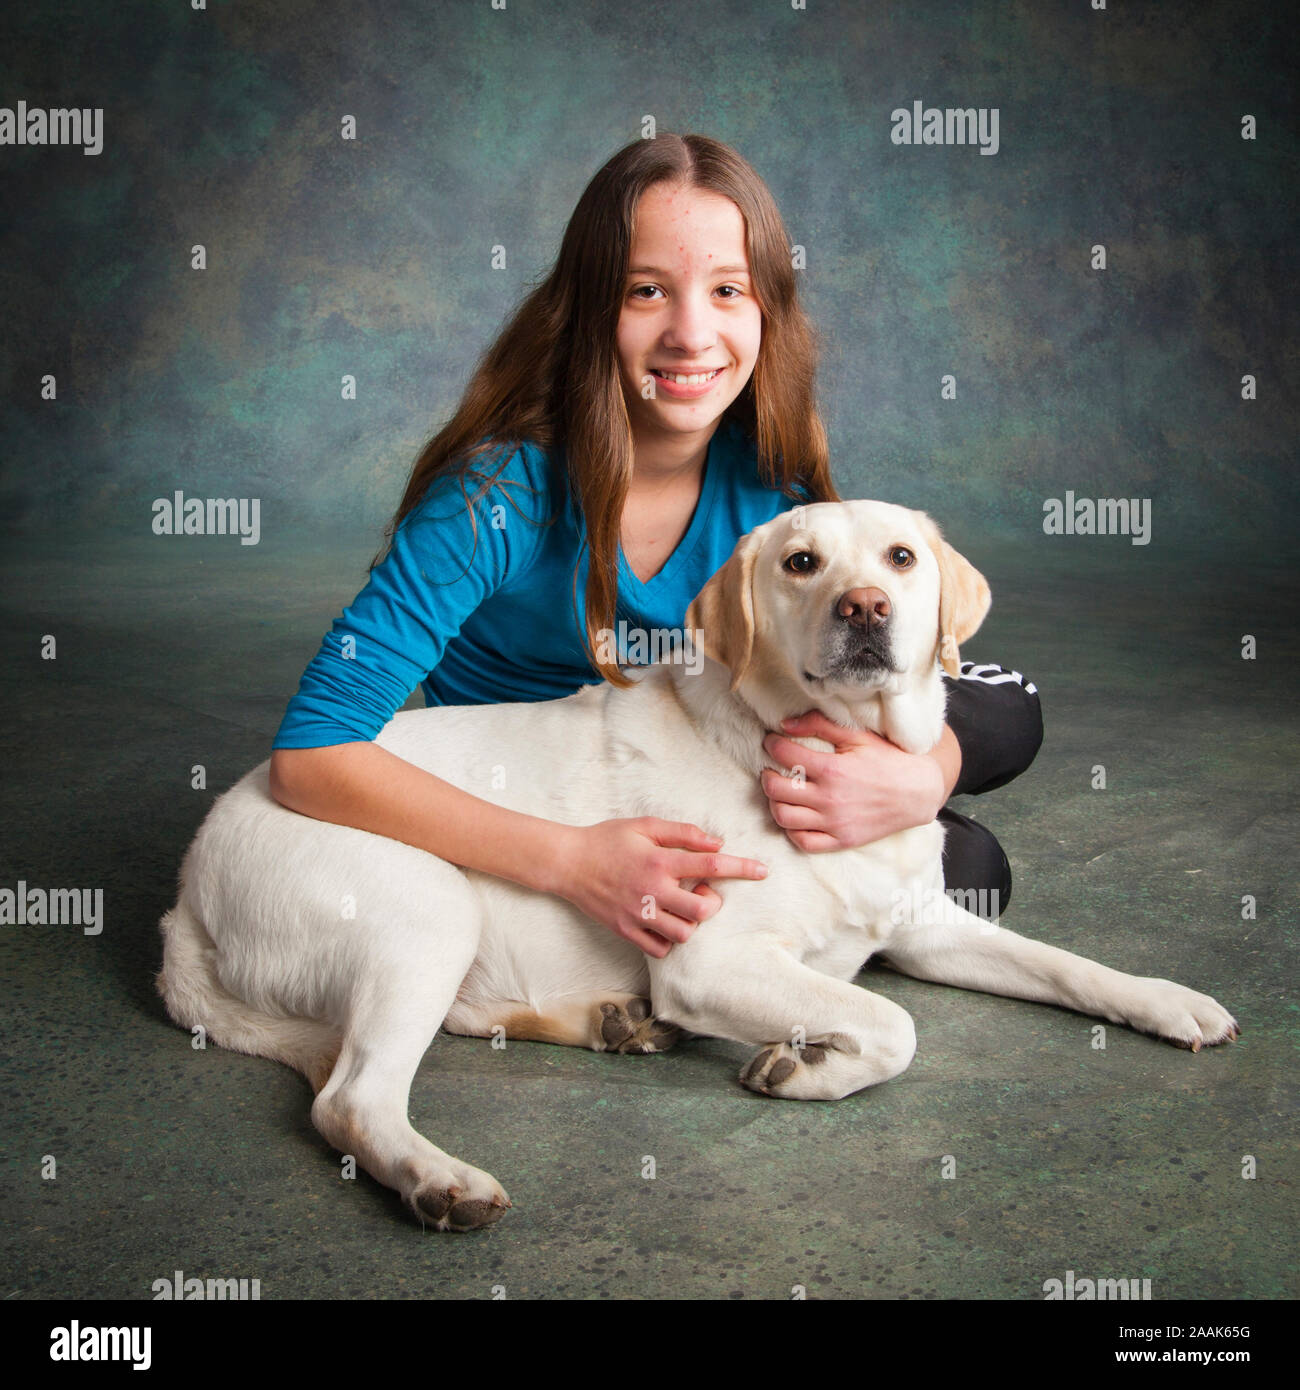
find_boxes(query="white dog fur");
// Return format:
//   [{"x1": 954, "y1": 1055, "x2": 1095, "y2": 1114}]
[{"x1": 157, "y1": 500, "x2": 1238, "y2": 1230}]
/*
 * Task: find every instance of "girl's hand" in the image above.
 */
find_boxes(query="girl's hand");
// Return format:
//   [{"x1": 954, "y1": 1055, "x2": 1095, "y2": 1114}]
[
  {"x1": 760, "y1": 712, "x2": 946, "y2": 853},
  {"x1": 551, "y1": 818, "x2": 769, "y2": 958}
]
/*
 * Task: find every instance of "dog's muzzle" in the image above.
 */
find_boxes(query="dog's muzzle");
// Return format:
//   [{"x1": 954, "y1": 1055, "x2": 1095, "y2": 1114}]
[{"x1": 805, "y1": 586, "x2": 898, "y2": 684}]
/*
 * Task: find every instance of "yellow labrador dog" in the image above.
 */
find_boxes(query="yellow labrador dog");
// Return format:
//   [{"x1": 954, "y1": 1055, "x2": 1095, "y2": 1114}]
[{"x1": 157, "y1": 501, "x2": 1237, "y2": 1230}]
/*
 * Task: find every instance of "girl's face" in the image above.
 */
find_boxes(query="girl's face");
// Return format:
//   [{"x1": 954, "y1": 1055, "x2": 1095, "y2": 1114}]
[{"x1": 617, "y1": 182, "x2": 762, "y2": 447}]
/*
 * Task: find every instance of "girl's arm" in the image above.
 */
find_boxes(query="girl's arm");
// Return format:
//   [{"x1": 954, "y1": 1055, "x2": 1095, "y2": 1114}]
[
  {"x1": 270, "y1": 742, "x2": 769, "y2": 958},
  {"x1": 270, "y1": 447, "x2": 768, "y2": 953}
]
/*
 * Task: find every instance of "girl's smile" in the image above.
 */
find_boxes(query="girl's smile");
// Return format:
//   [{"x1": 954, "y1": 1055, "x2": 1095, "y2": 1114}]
[{"x1": 648, "y1": 365, "x2": 727, "y2": 397}]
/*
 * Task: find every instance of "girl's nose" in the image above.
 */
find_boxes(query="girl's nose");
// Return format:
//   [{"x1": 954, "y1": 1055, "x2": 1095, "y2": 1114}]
[{"x1": 662, "y1": 295, "x2": 716, "y2": 350}]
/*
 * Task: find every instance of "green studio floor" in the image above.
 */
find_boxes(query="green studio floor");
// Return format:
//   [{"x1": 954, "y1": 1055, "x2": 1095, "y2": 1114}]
[{"x1": 2, "y1": 529, "x2": 1296, "y2": 1301}]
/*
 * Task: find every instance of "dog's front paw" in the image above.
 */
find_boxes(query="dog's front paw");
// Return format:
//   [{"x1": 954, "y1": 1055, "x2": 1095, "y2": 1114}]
[
  {"x1": 740, "y1": 1041, "x2": 836, "y2": 1099},
  {"x1": 409, "y1": 1164, "x2": 512, "y2": 1233},
  {"x1": 1124, "y1": 979, "x2": 1241, "y2": 1052},
  {"x1": 598, "y1": 997, "x2": 682, "y2": 1054}
]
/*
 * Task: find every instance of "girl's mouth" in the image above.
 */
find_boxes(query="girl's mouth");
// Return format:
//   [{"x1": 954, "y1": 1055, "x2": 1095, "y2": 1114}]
[{"x1": 649, "y1": 367, "x2": 724, "y2": 398}]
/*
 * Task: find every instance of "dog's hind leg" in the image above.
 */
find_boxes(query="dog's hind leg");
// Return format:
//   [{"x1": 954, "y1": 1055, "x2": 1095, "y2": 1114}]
[
  {"x1": 310, "y1": 927, "x2": 512, "y2": 1232},
  {"x1": 157, "y1": 899, "x2": 342, "y2": 1093},
  {"x1": 445, "y1": 992, "x2": 682, "y2": 1054}
]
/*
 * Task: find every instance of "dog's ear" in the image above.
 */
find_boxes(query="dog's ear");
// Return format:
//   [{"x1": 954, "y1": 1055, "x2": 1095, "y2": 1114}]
[
  {"x1": 916, "y1": 513, "x2": 992, "y2": 677},
  {"x1": 684, "y1": 530, "x2": 763, "y2": 691}
]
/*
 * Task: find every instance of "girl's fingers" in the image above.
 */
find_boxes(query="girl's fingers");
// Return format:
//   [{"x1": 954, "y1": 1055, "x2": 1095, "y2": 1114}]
[
  {"x1": 763, "y1": 732, "x2": 834, "y2": 773},
  {"x1": 649, "y1": 820, "x2": 725, "y2": 850},
  {"x1": 786, "y1": 829, "x2": 843, "y2": 854},
  {"x1": 617, "y1": 824, "x2": 773, "y2": 954},
  {"x1": 647, "y1": 822, "x2": 771, "y2": 882},
  {"x1": 621, "y1": 924, "x2": 673, "y2": 958},
  {"x1": 657, "y1": 886, "x2": 720, "y2": 928},
  {"x1": 761, "y1": 766, "x2": 822, "y2": 807},
  {"x1": 675, "y1": 850, "x2": 769, "y2": 883},
  {"x1": 767, "y1": 800, "x2": 823, "y2": 832},
  {"x1": 642, "y1": 905, "x2": 702, "y2": 945}
]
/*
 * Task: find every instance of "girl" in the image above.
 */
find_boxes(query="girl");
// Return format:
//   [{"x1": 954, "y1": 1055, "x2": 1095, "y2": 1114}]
[{"x1": 269, "y1": 133, "x2": 1042, "y2": 959}]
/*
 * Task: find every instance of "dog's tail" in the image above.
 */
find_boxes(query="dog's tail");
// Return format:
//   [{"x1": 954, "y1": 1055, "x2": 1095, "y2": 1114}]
[{"x1": 156, "y1": 897, "x2": 341, "y2": 1094}]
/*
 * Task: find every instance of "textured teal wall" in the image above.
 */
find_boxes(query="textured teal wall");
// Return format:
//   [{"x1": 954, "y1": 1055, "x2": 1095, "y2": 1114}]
[{"x1": 2, "y1": 0, "x2": 1295, "y2": 556}]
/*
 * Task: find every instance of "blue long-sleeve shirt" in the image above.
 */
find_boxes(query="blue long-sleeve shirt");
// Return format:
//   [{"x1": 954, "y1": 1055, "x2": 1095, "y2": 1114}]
[{"x1": 272, "y1": 417, "x2": 810, "y2": 748}]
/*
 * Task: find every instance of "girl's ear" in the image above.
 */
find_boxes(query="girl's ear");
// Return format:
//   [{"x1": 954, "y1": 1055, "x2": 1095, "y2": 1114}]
[
  {"x1": 915, "y1": 513, "x2": 992, "y2": 677},
  {"x1": 685, "y1": 531, "x2": 763, "y2": 690}
]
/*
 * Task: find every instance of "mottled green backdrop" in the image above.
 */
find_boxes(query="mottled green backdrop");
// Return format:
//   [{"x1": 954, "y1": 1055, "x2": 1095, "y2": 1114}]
[
  {"x1": 2, "y1": 0, "x2": 1295, "y2": 554},
  {"x1": 3, "y1": 2, "x2": 1299, "y2": 1305}
]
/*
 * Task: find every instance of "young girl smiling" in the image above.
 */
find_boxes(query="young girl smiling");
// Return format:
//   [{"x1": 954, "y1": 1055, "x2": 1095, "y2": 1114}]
[{"x1": 269, "y1": 133, "x2": 1041, "y2": 958}]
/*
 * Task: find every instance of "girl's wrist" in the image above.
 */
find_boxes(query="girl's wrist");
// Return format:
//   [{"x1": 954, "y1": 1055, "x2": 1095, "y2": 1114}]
[
  {"x1": 532, "y1": 820, "x2": 583, "y2": 898},
  {"x1": 915, "y1": 752, "x2": 949, "y2": 826},
  {"x1": 922, "y1": 722, "x2": 962, "y2": 817}
]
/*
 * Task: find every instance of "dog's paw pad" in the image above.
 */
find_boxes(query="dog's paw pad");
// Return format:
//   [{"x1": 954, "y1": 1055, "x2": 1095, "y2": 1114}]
[
  {"x1": 448, "y1": 1196, "x2": 510, "y2": 1230},
  {"x1": 624, "y1": 996, "x2": 652, "y2": 1023},
  {"x1": 412, "y1": 1184, "x2": 459, "y2": 1223},
  {"x1": 411, "y1": 1177, "x2": 511, "y2": 1232},
  {"x1": 598, "y1": 998, "x2": 682, "y2": 1054},
  {"x1": 740, "y1": 1041, "x2": 830, "y2": 1096},
  {"x1": 599, "y1": 1001, "x2": 636, "y2": 1046}
]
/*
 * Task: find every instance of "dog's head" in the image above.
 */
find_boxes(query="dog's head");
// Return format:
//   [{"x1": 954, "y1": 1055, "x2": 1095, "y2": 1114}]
[{"x1": 684, "y1": 501, "x2": 990, "y2": 743}]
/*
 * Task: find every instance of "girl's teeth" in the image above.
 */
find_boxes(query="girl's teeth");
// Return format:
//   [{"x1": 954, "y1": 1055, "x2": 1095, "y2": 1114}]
[{"x1": 655, "y1": 369, "x2": 720, "y2": 385}]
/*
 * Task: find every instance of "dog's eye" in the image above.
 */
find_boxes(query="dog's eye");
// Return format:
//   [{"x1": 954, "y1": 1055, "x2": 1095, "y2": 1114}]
[
  {"x1": 889, "y1": 546, "x2": 915, "y2": 569},
  {"x1": 783, "y1": 551, "x2": 819, "y2": 575}
]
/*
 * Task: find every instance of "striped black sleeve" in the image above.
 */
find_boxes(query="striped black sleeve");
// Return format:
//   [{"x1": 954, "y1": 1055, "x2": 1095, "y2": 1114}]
[{"x1": 941, "y1": 661, "x2": 1044, "y2": 798}]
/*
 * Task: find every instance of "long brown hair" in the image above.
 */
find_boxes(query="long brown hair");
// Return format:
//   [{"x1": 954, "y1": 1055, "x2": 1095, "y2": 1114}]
[{"x1": 378, "y1": 132, "x2": 840, "y2": 687}]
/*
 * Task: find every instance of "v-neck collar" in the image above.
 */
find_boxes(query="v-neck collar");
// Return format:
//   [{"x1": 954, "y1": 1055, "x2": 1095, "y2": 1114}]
[{"x1": 616, "y1": 426, "x2": 724, "y2": 596}]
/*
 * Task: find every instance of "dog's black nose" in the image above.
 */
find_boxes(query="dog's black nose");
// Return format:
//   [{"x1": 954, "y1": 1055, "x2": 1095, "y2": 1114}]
[{"x1": 837, "y1": 587, "x2": 891, "y2": 629}]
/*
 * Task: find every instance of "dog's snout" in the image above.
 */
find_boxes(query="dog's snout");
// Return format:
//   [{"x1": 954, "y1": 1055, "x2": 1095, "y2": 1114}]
[{"x1": 837, "y1": 587, "x2": 891, "y2": 629}]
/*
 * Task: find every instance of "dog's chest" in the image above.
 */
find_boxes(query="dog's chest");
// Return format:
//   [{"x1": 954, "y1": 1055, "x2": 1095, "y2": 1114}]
[
  {"x1": 601, "y1": 674, "x2": 946, "y2": 957},
  {"x1": 800, "y1": 821, "x2": 945, "y2": 947}
]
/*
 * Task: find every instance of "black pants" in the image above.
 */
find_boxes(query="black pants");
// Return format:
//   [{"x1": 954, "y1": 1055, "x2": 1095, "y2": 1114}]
[{"x1": 937, "y1": 661, "x2": 1043, "y2": 920}]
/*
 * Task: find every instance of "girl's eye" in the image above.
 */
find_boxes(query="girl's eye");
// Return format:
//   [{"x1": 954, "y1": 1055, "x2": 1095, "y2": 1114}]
[{"x1": 628, "y1": 284, "x2": 744, "y2": 300}]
